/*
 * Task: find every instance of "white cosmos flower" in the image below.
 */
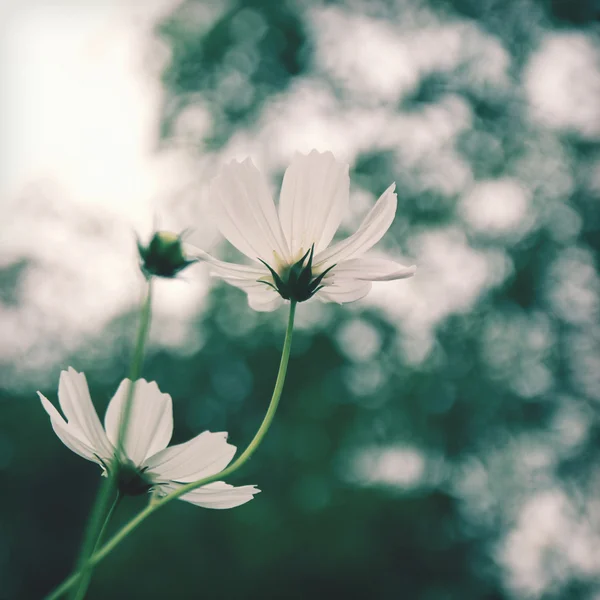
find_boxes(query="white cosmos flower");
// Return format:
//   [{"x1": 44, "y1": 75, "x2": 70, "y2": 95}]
[
  {"x1": 192, "y1": 150, "x2": 416, "y2": 311},
  {"x1": 39, "y1": 368, "x2": 259, "y2": 509}
]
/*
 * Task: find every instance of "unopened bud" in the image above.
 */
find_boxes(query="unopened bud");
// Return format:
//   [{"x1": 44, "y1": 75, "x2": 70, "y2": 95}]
[{"x1": 137, "y1": 231, "x2": 197, "y2": 278}]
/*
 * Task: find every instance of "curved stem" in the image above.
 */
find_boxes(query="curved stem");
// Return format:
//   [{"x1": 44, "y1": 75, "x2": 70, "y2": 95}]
[
  {"x1": 47, "y1": 300, "x2": 296, "y2": 599},
  {"x1": 67, "y1": 281, "x2": 153, "y2": 600},
  {"x1": 220, "y1": 299, "x2": 296, "y2": 473}
]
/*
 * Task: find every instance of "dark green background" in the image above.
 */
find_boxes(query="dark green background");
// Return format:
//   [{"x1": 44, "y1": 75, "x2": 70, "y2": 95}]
[{"x1": 2, "y1": 0, "x2": 600, "y2": 598}]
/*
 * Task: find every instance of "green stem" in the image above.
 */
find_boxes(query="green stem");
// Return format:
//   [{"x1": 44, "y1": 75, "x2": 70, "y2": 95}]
[
  {"x1": 46, "y1": 494, "x2": 120, "y2": 600},
  {"x1": 115, "y1": 281, "x2": 154, "y2": 460},
  {"x1": 92, "y1": 493, "x2": 122, "y2": 554},
  {"x1": 67, "y1": 281, "x2": 153, "y2": 600},
  {"x1": 47, "y1": 300, "x2": 296, "y2": 599}
]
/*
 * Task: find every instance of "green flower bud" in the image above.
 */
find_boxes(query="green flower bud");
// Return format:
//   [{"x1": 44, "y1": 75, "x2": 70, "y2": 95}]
[{"x1": 137, "y1": 231, "x2": 197, "y2": 279}]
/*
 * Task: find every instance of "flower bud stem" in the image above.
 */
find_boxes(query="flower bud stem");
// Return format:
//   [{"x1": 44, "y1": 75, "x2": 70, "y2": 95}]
[
  {"x1": 67, "y1": 280, "x2": 153, "y2": 600},
  {"x1": 93, "y1": 492, "x2": 122, "y2": 554},
  {"x1": 45, "y1": 299, "x2": 296, "y2": 600}
]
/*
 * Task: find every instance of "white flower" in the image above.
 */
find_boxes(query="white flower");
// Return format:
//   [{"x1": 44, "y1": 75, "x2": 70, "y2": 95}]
[
  {"x1": 192, "y1": 150, "x2": 416, "y2": 311},
  {"x1": 39, "y1": 368, "x2": 259, "y2": 509}
]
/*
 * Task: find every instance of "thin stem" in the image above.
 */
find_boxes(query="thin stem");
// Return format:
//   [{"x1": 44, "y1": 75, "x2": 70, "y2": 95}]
[
  {"x1": 43, "y1": 500, "x2": 122, "y2": 600},
  {"x1": 116, "y1": 281, "x2": 154, "y2": 460},
  {"x1": 221, "y1": 299, "x2": 296, "y2": 473},
  {"x1": 67, "y1": 281, "x2": 153, "y2": 600},
  {"x1": 93, "y1": 493, "x2": 122, "y2": 554},
  {"x1": 47, "y1": 300, "x2": 297, "y2": 599}
]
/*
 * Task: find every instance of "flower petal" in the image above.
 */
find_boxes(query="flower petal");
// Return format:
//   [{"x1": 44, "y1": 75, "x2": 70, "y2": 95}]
[
  {"x1": 331, "y1": 257, "x2": 416, "y2": 281},
  {"x1": 217, "y1": 276, "x2": 283, "y2": 311},
  {"x1": 165, "y1": 481, "x2": 261, "y2": 509},
  {"x1": 39, "y1": 392, "x2": 101, "y2": 463},
  {"x1": 315, "y1": 183, "x2": 397, "y2": 270},
  {"x1": 144, "y1": 431, "x2": 236, "y2": 483},
  {"x1": 189, "y1": 248, "x2": 269, "y2": 282},
  {"x1": 226, "y1": 277, "x2": 283, "y2": 311},
  {"x1": 246, "y1": 286, "x2": 284, "y2": 312},
  {"x1": 57, "y1": 368, "x2": 113, "y2": 460},
  {"x1": 278, "y1": 150, "x2": 349, "y2": 257},
  {"x1": 316, "y1": 279, "x2": 373, "y2": 303},
  {"x1": 190, "y1": 249, "x2": 284, "y2": 312},
  {"x1": 210, "y1": 158, "x2": 290, "y2": 264},
  {"x1": 104, "y1": 379, "x2": 173, "y2": 466}
]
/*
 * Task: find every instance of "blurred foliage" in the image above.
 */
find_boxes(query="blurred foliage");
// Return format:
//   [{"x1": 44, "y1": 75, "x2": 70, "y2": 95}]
[
  {"x1": 2, "y1": 0, "x2": 600, "y2": 599},
  {"x1": 158, "y1": 0, "x2": 309, "y2": 148}
]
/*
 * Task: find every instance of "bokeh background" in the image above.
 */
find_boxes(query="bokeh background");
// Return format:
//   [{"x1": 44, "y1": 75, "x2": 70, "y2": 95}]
[{"x1": 1, "y1": 0, "x2": 600, "y2": 598}]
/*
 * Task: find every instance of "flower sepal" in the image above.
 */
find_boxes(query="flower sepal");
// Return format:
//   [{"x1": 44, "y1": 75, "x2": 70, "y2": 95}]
[{"x1": 259, "y1": 245, "x2": 335, "y2": 303}]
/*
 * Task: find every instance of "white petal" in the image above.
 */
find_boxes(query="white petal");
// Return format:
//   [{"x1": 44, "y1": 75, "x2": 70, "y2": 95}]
[
  {"x1": 209, "y1": 158, "x2": 290, "y2": 264},
  {"x1": 278, "y1": 150, "x2": 349, "y2": 257},
  {"x1": 247, "y1": 287, "x2": 284, "y2": 312},
  {"x1": 227, "y1": 277, "x2": 283, "y2": 311},
  {"x1": 190, "y1": 249, "x2": 283, "y2": 312},
  {"x1": 187, "y1": 248, "x2": 269, "y2": 281},
  {"x1": 143, "y1": 431, "x2": 236, "y2": 483},
  {"x1": 316, "y1": 279, "x2": 373, "y2": 303},
  {"x1": 104, "y1": 379, "x2": 173, "y2": 466},
  {"x1": 331, "y1": 257, "x2": 416, "y2": 281},
  {"x1": 166, "y1": 481, "x2": 261, "y2": 509},
  {"x1": 39, "y1": 392, "x2": 101, "y2": 463},
  {"x1": 57, "y1": 368, "x2": 112, "y2": 460},
  {"x1": 219, "y1": 277, "x2": 283, "y2": 311},
  {"x1": 315, "y1": 183, "x2": 397, "y2": 270}
]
